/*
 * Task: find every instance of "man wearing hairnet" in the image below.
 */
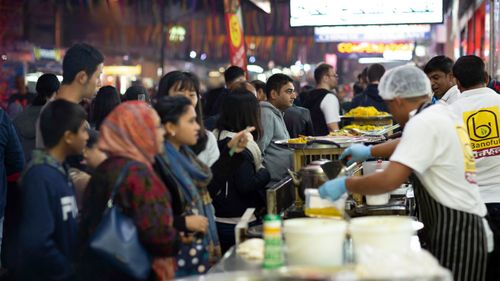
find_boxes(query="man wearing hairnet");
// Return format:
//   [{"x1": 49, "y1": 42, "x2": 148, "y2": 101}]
[{"x1": 319, "y1": 65, "x2": 491, "y2": 281}]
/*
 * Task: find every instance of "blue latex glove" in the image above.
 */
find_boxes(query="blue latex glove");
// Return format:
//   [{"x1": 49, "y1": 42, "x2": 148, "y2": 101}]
[
  {"x1": 340, "y1": 144, "x2": 372, "y2": 165},
  {"x1": 318, "y1": 176, "x2": 347, "y2": 201}
]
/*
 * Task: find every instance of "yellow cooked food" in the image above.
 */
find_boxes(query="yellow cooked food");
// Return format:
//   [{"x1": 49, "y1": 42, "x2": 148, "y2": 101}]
[
  {"x1": 345, "y1": 106, "x2": 389, "y2": 117},
  {"x1": 342, "y1": 124, "x2": 385, "y2": 131},
  {"x1": 328, "y1": 130, "x2": 357, "y2": 137},
  {"x1": 288, "y1": 136, "x2": 308, "y2": 144}
]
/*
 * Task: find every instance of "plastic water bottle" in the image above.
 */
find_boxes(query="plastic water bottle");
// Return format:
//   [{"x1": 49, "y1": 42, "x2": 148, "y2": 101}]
[{"x1": 263, "y1": 214, "x2": 284, "y2": 269}]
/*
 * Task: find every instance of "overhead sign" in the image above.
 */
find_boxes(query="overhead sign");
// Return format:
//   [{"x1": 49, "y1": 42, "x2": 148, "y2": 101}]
[
  {"x1": 315, "y1": 25, "x2": 432, "y2": 43},
  {"x1": 33, "y1": 47, "x2": 62, "y2": 61},
  {"x1": 290, "y1": 0, "x2": 443, "y2": 27},
  {"x1": 224, "y1": 0, "x2": 247, "y2": 71},
  {"x1": 337, "y1": 42, "x2": 414, "y2": 54},
  {"x1": 169, "y1": 25, "x2": 186, "y2": 42},
  {"x1": 103, "y1": 65, "x2": 142, "y2": 76}
]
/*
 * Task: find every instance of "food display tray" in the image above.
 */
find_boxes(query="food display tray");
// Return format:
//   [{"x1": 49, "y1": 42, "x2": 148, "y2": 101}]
[{"x1": 349, "y1": 196, "x2": 409, "y2": 217}]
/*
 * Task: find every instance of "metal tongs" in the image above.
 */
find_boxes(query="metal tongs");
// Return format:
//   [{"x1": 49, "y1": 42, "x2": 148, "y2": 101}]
[{"x1": 320, "y1": 159, "x2": 362, "y2": 180}]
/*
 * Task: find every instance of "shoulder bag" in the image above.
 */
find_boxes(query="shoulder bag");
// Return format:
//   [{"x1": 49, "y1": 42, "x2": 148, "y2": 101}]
[{"x1": 89, "y1": 162, "x2": 152, "y2": 280}]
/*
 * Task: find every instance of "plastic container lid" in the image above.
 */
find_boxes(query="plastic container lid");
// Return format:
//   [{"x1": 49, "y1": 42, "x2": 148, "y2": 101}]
[{"x1": 284, "y1": 218, "x2": 347, "y2": 234}]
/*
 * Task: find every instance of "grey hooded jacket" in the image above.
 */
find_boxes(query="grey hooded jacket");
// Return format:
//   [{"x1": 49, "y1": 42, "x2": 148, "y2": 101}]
[
  {"x1": 13, "y1": 105, "x2": 43, "y2": 162},
  {"x1": 258, "y1": 101, "x2": 293, "y2": 186}
]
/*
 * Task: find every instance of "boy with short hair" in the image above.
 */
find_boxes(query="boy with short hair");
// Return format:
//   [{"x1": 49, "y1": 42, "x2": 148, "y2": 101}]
[
  {"x1": 9, "y1": 99, "x2": 88, "y2": 280},
  {"x1": 36, "y1": 43, "x2": 103, "y2": 149}
]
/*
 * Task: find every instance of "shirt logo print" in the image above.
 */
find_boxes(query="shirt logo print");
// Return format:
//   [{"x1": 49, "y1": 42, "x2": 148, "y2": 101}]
[{"x1": 61, "y1": 196, "x2": 78, "y2": 221}]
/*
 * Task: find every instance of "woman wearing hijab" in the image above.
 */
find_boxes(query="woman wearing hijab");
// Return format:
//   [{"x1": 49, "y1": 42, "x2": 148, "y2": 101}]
[{"x1": 78, "y1": 101, "x2": 177, "y2": 281}]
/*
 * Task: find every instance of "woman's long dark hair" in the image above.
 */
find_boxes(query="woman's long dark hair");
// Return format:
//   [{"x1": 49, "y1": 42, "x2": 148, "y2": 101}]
[
  {"x1": 215, "y1": 88, "x2": 262, "y2": 141},
  {"x1": 157, "y1": 71, "x2": 208, "y2": 154},
  {"x1": 91, "y1": 86, "x2": 121, "y2": 130}
]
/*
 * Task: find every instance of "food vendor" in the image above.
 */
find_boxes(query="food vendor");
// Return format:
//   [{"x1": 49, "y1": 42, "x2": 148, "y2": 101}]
[{"x1": 319, "y1": 65, "x2": 492, "y2": 281}]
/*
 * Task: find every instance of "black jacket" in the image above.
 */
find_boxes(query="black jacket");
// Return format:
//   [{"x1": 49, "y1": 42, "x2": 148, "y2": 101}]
[
  {"x1": 283, "y1": 106, "x2": 314, "y2": 138},
  {"x1": 301, "y1": 89, "x2": 332, "y2": 136},
  {"x1": 208, "y1": 138, "x2": 270, "y2": 218},
  {"x1": 349, "y1": 84, "x2": 388, "y2": 113}
]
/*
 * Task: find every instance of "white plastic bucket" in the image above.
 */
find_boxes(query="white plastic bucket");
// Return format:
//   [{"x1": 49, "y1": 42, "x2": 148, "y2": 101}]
[
  {"x1": 366, "y1": 193, "x2": 390, "y2": 205},
  {"x1": 283, "y1": 218, "x2": 347, "y2": 266},
  {"x1": 350, "y1": 216, "x2": 416, "y2": 264},
  {"x1": 362, "y1": 160, "x2": 390, "y2": 175}
]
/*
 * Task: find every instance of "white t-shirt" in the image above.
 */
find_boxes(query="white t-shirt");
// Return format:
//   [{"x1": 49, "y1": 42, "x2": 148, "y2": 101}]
[
  {"x1": 390, "y1": 103, "x2": 487, "y2": 217},
  {"x1": 197, "y1": 130, "x2": 220, "y2": 167},
  {"x1": 319, "y1": 93, "x2": 340, "y2": 124},
  {"x1": 449, "y1": 87, "x2": 500, "y2": 203},
  {"x1": 439, "y1": 85, "x2": 460, "y2": 105}
]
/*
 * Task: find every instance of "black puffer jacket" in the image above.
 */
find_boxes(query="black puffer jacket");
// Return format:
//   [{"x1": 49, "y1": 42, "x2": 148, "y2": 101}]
[{"x1": 208, "y1": 138, "x2": 270, "y2": 218}]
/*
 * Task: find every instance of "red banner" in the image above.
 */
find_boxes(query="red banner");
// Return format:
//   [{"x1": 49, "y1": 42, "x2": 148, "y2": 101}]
[{"x1": 224, "y1": 0, "x2": 247, "y2": 71}]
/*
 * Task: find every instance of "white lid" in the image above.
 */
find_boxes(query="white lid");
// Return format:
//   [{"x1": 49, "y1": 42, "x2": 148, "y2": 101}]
[{"x1": 284, "y1": 218, "x2": 347, "y2": 234}]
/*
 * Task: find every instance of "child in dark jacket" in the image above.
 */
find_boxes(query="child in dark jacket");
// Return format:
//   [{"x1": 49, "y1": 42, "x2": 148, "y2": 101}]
[
  {"x1": 208, "y1": 89, "x2": 270, "y2": 253},
  {"x1": 5, "y1": 100, "x2": 88, "y2": 281}
]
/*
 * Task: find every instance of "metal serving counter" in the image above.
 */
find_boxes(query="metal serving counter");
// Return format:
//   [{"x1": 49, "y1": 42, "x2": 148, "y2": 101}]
[{"x1": 175, "y1": 246, "x2": 452, "y2": 281}]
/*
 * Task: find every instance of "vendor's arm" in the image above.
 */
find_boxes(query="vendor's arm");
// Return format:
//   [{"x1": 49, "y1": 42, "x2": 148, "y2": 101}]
[
  {"x1": 319, "y1": 161, "x2": 411, "y2": 201},
  {"x1": 371, "y1": 138, "x2": 400, "y2": 158},
  {"x1": 346, "y1": 161, "x2": 411, "y2": 194},
  {"x1": 341, "y1": 139, "x2": 400, "y2": 165}
]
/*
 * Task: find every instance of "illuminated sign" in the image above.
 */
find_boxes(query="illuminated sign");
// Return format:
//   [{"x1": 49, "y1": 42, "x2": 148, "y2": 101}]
[
  {"x1": 290, "y1": 0, "x2": 443, "y2": 27},
  {"x1": 33, "y1": 47, "x2": 62, "y2": 61},
  {"x1": 169, "y1": 26, "x2": 186, "y2": 42},
  {"x1": 337, "y1": 42, "x2": 414, "y2": 54},
  {"x1": 103, "y1": 65, "x2": 142, "y2": 76},
  {"x1": 315, "y1": 25, "x2": 432, "y2": 43}
]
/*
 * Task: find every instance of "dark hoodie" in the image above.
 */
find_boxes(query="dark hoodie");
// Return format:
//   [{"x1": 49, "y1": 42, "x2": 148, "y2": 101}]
[
  {"x1": 13, "y1": 105, "x2": 43, "y2": 162},
  {"x1": 208, "y1": 137, "x2": 270, "y2": 218},
  {"x1": 4, "y1": 150, "x2": 78, "y2": 281},
  {"x1": 350, "y1": 84, "x2": 388, "y2": 113}
]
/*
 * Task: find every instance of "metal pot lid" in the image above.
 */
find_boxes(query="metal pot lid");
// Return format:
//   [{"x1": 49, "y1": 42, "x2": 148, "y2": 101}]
[{"x1": 300, "y1": 159, "x2": 331, "y2": 172}]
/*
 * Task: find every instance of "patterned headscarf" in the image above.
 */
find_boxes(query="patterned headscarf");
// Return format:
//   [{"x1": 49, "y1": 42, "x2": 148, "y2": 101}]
[{"x1": 99, "y1": 101, "x2": 160, "y2": 168}]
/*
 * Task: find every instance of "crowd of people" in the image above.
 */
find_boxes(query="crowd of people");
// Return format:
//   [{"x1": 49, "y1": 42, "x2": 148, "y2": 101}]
[{"x1": 0, "y1": 41, "x2": 499, "y2": 281}]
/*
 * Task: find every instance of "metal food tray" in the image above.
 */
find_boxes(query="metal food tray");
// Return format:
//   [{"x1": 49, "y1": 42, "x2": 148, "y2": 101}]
[
  {"x1": 275, "y1": 136, "x2": 382, "y2": 150},
  {"x1": 352, "y1": 196, "x2": 409, "y2": 217}
]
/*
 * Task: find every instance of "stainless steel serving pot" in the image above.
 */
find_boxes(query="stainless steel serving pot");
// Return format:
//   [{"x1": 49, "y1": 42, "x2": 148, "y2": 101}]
[{"x1": 288, "y1": 159, "x2": 331, "y2": 200}]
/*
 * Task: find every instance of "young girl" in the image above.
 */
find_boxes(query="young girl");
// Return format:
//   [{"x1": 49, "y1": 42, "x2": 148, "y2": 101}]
[
  {"x1": 209, "y1": 89, "x2": 270, "y2": 253},
  {"x1": 157, "y1": 71, "x2": 219, "y2": 167},
  {"x1": 69, "y1": 129, "x2": 107, "y2": 209},
  {"x1": 153, "y1": 96, "x2": 219, "y2": 277}
]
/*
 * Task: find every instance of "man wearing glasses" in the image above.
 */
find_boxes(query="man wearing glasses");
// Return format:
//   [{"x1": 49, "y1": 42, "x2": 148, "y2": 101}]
[{"x1": 301, "y1": 63, "x2": 340, "y2": 136}]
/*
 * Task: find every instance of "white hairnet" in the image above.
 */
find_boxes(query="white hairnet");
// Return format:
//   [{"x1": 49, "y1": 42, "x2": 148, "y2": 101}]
[{"x1": 378, "y1": 65, "x2": 432, "y2": 100}]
